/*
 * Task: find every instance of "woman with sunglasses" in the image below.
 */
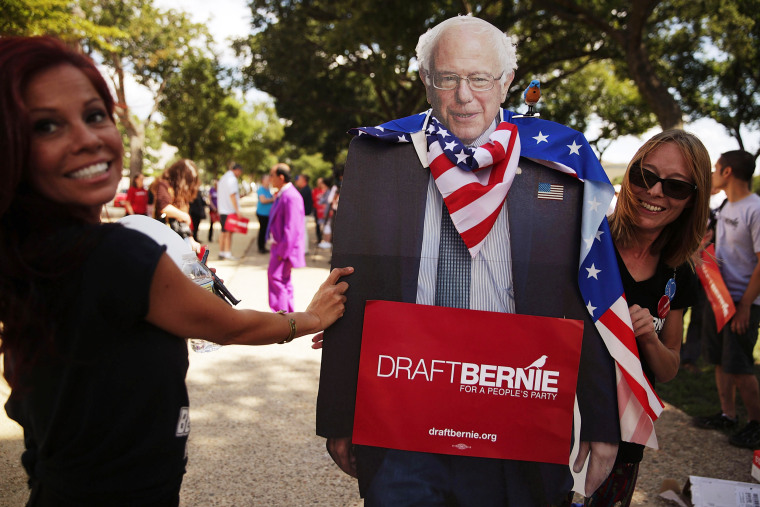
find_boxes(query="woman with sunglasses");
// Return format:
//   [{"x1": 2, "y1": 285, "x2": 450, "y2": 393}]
[{"x1": 582, "y1": 129, "x2": 711, "y2": 506}]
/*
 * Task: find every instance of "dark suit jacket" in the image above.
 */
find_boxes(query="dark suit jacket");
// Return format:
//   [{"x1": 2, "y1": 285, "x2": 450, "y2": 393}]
[{"x1": 317, "y1": 136, "x2": 619, "y2": 501}]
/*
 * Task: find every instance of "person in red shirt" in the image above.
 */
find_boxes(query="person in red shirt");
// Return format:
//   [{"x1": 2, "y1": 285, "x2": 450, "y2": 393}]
[
  {"x1": 125, "y1": 173, "x2": 148, "y2": 215},
  {"x1": 312, "y1": 177, "x2": 328, "y2": 243}
]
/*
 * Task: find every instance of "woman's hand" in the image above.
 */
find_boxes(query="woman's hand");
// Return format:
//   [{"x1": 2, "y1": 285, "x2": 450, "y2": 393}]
[
  {"x1": 187, "y1": 237, "x2": 201, "y2": 254},
  {"x1": 629, "y1": 304, "x2": 657, "y2": 345},
  {"x1": 178, "y1": 210, "x2": 192, "y2": 224},
  {"x1": 303, "y1": 267, "x2": 353, "y2": 333},
  {"x1": 631, "y1": 305, "x2": 683, "y2": 382}
]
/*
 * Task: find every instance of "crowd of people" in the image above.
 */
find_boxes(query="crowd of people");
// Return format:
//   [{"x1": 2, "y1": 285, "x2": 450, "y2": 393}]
[
  {"x1": 121, "y1": 156, "x2": 342, "y2": 319},
  {"x1": 121, "y1": 161, "x2": 342, "y2": 259},
  {"x1": 0, "y1": 13, "x2": 759, "y2": 507}
]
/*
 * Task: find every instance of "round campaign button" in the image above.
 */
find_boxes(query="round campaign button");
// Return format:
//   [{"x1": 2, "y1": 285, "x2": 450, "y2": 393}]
[
  {"x1": 665, "y1": 278, "x2": 677, "y2": 300},
  {"x1": 658, "y1": 294, "x2": 671, "y2": 319}
]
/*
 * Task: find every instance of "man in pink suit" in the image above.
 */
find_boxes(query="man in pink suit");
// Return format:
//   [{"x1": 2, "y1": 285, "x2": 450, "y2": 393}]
[{"x1": 267, "y1": 163, "x2": 306, "y2": 312}]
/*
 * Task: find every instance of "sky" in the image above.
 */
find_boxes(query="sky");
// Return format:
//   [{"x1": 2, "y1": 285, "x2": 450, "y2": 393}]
[{"x1": 142, "y1": 0, "x2": 759, "y2": 166}]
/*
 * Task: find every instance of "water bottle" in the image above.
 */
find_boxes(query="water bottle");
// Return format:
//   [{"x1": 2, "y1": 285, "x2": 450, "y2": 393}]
[{"x1": 181, "y1": 253, "x2": 222, "y2": 353}]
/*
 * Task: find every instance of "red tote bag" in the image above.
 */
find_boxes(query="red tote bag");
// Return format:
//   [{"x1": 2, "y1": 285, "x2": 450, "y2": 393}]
[{"x1": 224, "y1": 214, "x2": 249, "y2": 234}]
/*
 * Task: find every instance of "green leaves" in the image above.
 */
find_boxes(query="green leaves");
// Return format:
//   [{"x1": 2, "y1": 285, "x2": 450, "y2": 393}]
[
  {"x1": 9, "y1": 0, "x2": 758, "y2": 171},
  {"x1": 238, "y1": 0, "x2": 759, "y2": 159},
  {"x1": 1, "y1": 0, "x2": 124, "y2": 44}
]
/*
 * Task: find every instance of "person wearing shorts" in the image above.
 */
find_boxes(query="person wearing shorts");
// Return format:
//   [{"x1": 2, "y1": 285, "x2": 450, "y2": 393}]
[
  {"x1": 217, "y1": 163, "x2": 243, "y2": 260},
  {"x1": 694, "y1": 150, "x2": 760, "y2": 449},
  {"x1": 704, "y1": 305, "x2": 760, "y2": 376}
]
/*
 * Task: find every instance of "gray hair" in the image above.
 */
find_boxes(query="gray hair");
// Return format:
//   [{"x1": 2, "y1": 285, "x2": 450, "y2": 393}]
[{"x1": 416, "y1": 15, "x2": 518, "y2": 86}]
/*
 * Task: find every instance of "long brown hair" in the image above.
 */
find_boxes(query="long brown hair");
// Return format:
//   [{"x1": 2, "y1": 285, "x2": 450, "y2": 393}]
[
  {"x1": 0, "y1": 36, "x2": 118, "y2": 389},
  {"x1": 157, "y1": 159, "x2": 199, "y2": 212},
  {"x1": 610, "y1": 129, "x2": 711, "y2": 268}
]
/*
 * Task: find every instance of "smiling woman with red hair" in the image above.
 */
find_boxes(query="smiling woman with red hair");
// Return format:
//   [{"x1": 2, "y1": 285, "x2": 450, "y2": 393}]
[{"x1": 0, "y1": 36, "x2": 352, "y2": 506}]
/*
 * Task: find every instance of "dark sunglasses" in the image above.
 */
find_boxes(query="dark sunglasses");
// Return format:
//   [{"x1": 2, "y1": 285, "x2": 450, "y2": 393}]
[{"x1": 629, "y1": 163, "x2": 697, "y2": 200}]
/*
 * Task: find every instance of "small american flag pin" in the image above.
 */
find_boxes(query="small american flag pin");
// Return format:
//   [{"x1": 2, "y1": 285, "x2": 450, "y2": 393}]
[{"x1": 537, "y1": 182, "x2": 564, "y2": 201}]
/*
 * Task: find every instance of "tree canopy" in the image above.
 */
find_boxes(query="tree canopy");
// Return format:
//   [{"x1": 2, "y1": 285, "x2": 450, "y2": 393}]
[
  {"x1": 237, "y1": 0, "x2": 760, "y2": 160},
  {"x1": 160, "y1": 53, "x2": 232, "y2": 170},
  {"x1": 5, "y1": 0, "x2": 758, "y2": 173},
  {"x1": 1, "y1": 0, "x2": 121, "y2": 42},
  {"x1": 78, "y1": 0, "x2": 212, "y2": 176},
  {"x1": 672, "y1": 0, "x2": 760, "y2": 154}
]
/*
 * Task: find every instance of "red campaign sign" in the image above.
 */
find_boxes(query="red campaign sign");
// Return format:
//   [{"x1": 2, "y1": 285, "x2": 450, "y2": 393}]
[
  {"x1": 697, "y1": 244, "x2": 735, "y2": 332},
  {"x1": 353, "y1": 300, "x2": 584, "y2": 464}
]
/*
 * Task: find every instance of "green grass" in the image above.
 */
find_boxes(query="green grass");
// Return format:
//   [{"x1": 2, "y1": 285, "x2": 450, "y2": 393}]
[
  {"x1": 659, "y1": 362, "x2": 724, "y2": 416},
  {"x1": 658, "y1": 361, "x2": 760, "y2": 430}
]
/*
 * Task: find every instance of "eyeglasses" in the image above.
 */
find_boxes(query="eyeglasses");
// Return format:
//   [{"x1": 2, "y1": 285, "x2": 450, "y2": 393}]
[
  {"x1": 629, "y1": 163, "x2": 697, "y2": 200},
  {"x1": 431, "y1": 72, "x2": 503, "y2": 91}
]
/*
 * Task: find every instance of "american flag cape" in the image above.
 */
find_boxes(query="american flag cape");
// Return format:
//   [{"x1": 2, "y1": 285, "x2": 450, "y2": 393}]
[{"x1": 349, "y1": 109, "x2": 664, "y2": 448}]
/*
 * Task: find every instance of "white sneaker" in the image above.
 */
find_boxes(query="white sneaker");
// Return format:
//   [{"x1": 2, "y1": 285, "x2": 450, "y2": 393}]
[{"x1": 317, "y1": 241, "x2": 332, "y2": 250}]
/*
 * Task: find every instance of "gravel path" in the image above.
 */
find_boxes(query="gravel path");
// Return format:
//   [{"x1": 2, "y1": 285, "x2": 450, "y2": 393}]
[{"x1": 635, "y1": 401, "x2": 754, "y2": 505}]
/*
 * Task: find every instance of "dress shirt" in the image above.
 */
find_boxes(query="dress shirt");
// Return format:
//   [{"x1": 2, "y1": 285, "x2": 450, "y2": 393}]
[{"x1": 416, "y1": 118, "x2": 515, "y2": 313}]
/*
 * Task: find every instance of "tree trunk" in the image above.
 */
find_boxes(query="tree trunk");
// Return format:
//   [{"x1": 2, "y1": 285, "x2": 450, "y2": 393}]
[
  {"x1": 109, "y1": 53, "x2": 149, "y2": 178},
  {"x1": 624, "y1": 45, "x2": 684, "y2": 130},
  {"x1": 109, "y1": 55, "x2": 143, "y2": 178},
  {"x1": 540, "y1": 0, "x2": 684, "y2": 131},
  {"x1": 128, "y1": 129, "x2": 145, "y2": 177},
  {"x1": 617, "y1": 0, "x2": 684, "y2": 130}
]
